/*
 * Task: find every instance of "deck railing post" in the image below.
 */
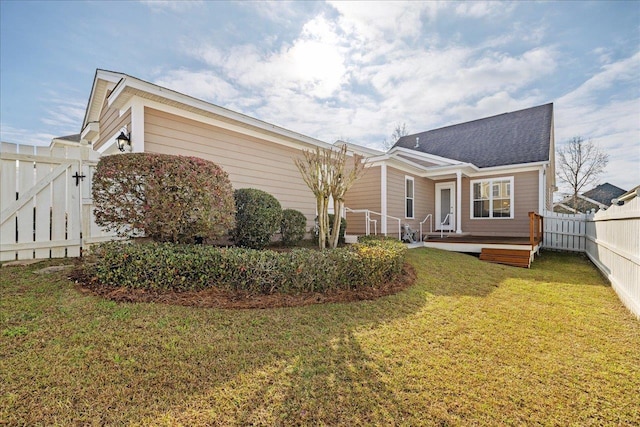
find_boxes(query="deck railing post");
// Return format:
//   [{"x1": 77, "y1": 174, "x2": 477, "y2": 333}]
[{"x1": 529, "y1": 212, "x2": 535, "y2": 248}]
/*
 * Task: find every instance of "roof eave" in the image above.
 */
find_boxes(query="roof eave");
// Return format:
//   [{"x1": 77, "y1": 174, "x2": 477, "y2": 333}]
[{"x1": 106, "y1": 73, "x2": 334, "y2": 151}]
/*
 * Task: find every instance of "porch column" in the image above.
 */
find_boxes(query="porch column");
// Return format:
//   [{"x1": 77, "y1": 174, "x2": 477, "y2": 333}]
[{"x1": 456, "y1": 170, "x2": 462, "y2": 234}]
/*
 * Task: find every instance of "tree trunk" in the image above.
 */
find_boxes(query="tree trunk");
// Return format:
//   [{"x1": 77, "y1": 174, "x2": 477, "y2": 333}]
[{"x1": 328, "y1": 199, "x2": 342, "y2": 249}]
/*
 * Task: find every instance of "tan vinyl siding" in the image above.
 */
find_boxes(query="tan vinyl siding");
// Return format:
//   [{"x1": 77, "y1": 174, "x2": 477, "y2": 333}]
[
  {"x1": 94, "y1": 95, "x2": 131, "y2": 152},
  {"x1": 344, "y1": 165, "x2": 381, "y2": 235},
  {"x1": 460, "y1": 170, "x2": 539, "y2": 237},
  {"x1": 386, "y1": 167, "x2": 434, "y2": 236},
  {"x1": 143, "y1": 107, "x2": 316, "y2": 229}
]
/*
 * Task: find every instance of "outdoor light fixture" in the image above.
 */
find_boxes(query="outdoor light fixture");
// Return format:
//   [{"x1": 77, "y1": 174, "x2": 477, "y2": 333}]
[{"x1": 116, "y1": 128, "x2": 131, "y2": 152}]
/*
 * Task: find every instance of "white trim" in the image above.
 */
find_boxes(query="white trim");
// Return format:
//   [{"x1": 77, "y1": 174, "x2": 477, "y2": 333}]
[
  {"x1": 119, "y1": 97, "x2": 334, "y2": 154},
  {"x1": 105, "y1": 74, "x2": 334, "y2": 151},
  {"x1": 381, "y1": 162, "x2": 387, "y2": 234},
  {"x1": 470, "y1": 176, "x2": 515, "y2": 219},
  {"x1": 388, "y1": 146, "x2": 461, "y2": 166},
  {"x1": 405, "y1": 175, "x2": 415, "y2": 219},
  {"x1": 435, "y1": 182, "x2": 455, "y2": 231},
  {"x1": 456, "y1": 171, "x2": 462, "y2": 233},
  {"x1": 82, "y1": 70, "x2": 124, "y2": 129},
  {"x1": 539, "y1": 166, "x2": 545, "y2": 214},
  {"x1": 127, "y1": 99, "x2": 145, "y2": 153}
]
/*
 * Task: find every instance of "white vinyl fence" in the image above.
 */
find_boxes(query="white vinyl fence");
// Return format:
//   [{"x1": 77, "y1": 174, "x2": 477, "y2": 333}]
[
  {"x1": 544, "y1": 198, "x2": 640, "y2": 319},
  {"x1": 585, "y1": 196, "x2": 640, "y2": 319},
  {"x1": 0, "y1": 142, "x2": 115, "y2": 261},
  {"x1": 543, "y1": 211, "x2": 589, "y2": 252}
]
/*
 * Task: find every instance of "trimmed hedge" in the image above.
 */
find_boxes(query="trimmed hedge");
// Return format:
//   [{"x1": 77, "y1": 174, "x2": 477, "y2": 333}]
[
  {"x1": 281, "y1": 209, "x2": 307, "y2": 246},
  {"x1": 92, "y1": 153, "x2": 235, "y2": 243},
  {"x1": 90, "y1": 239, "x2": 406, "y2": 295},
  {"x1": 231, "y1": 188, "x2": 282, "y2": 249}
]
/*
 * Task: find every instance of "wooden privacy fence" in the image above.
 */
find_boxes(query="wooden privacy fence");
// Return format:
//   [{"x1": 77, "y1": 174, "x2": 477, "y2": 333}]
[{"x1": 0, "y1": 142, "x2": 115, "y2": 262}]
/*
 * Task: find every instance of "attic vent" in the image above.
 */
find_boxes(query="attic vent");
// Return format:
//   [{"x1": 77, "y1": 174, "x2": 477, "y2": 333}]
[{"x1": 414, "y1": 137, "x2": 420, "y2": 148}]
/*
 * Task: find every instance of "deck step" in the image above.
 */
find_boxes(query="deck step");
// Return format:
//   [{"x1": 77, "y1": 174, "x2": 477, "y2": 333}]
[{"x1": 480, "y1": 248, "x2": 531, "y2": 268}]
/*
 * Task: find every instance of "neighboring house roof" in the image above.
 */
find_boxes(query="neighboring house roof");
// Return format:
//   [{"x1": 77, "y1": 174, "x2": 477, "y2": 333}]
[
  {"x1": 615, "y1": 185, "x2": 639, "y2": 204},
  {"x1": 50, "y1": 133, "x2": 82, "y2": 148},
  {"x1": 392, "y1": 103, "x2": 553, "y2": 168},
  {"x1": 56, "y1": 134, "x2": 82, "y2": 142},
  {"x1": 582, "y1": 183, "x2": 626, "y2": 206},
  {"x1": 553, "y1": 182, "x2": 627, "y2": 213}
]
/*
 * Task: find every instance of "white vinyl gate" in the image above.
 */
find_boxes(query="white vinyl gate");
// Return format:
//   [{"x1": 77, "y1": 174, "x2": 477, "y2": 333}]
[
  {"x1": 543, "y1": 211, "x2": 589, "y2": 252},
  {"x1": 0, "y1": 142, "x2": 115, "y2": 261}
]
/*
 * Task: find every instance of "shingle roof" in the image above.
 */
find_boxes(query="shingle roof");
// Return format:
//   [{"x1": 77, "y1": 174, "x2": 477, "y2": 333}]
[
  {"x1": 55, "y1": 134, "x2": 82, "y2": 142},
  {"x1": 582, "y1": 183, "x2": 626, "y2": 205},
  {"x1": 393, "y1": 103, "x2": 553, "y2": 168}
]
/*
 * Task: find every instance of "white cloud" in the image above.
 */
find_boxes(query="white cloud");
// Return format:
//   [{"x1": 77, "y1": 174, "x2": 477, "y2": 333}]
[
  {"x1": 0, "y1": 124, "x2": 58, "y2": 146},
  {"x1": 139, "y1": 0, "x2": 202, "y2": 13},
  {"x1": 154, "y1": 69, "x2": 239, "y2": 103},
  {"x1": 151, "y1": 2, "x2": 637, "y2": 191},
  {"x1": 555, "y1": 52, "x2": 640, "y2": 191},
  {"x1": 190, "y1": 15, "x2": 349, "y2": 99},
  {"x1": 454, "y1": 1, "x2": 515, "y2": 18},
  {"x1": 329, "y1": 1, "x2": 437, "y2": 41}
]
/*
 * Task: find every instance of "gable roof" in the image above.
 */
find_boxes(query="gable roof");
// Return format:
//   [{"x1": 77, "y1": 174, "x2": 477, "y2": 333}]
[
  {"x1": 392, "y1": 103, "x2": 553, "y2": 168},
  {"x1": 582, "y1": 183, "x2": 626, "y2": 206}
]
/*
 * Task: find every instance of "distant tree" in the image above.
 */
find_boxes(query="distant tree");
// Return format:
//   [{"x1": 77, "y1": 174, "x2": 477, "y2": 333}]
[
  {"x1": 382, "y1": 123, "x2": 409, "y2": 151},
  {"x1": 557, "y1": 136, "x2": 609, "y2": 211}
]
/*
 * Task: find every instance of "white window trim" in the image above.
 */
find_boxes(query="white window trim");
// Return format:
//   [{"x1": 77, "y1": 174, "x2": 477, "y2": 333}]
[
  {"x1": 469, "y1": 176, "x2": 514, "y2": 219},
  {"x1": 405, "y1": 176, "x2": 415, "y2": 219}
]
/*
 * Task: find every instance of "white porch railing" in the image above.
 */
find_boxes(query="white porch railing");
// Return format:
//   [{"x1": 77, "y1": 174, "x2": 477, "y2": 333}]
[
  {"x1": 419, "y1": 214, "x2": 432, "y2": 242},
  {"x1": 439, "y1": 213, "x2": 454, "y2": 238},
  {"x1": 344, "y1": 207, "x2": 402, "y2": 240}
]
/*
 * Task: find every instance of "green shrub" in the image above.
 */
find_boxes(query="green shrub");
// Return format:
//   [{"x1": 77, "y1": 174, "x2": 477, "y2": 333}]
[
  {"x1": 92, "y1": 153, "x2": 235, "y2": 243},
  {"x1": 281, "y1": 209, "x2": 307, "y2": 246},
  {"x1": 231, "y1": 188, "x2": 282, "y2": 249},
  {"x1": 91, "y1": 239, "x2": 406, "y2": 295}
]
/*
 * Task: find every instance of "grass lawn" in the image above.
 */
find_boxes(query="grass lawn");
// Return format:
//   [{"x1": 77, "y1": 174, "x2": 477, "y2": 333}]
[{"x1": 1, "y1": 249, "x2": 639, "y2": 426}]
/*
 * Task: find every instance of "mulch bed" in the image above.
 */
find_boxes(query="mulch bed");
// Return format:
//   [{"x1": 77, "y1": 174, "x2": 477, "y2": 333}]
[{"x1": 71, "y1": 264, "x2": 416, "y2": 310}]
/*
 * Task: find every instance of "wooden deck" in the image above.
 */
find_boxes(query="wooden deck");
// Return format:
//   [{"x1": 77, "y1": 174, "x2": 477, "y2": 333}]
[{"x1": 409, "y1": 234, "x2": 540, "y2": 268}]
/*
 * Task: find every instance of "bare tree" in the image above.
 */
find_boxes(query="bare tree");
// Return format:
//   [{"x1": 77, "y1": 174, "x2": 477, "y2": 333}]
[
  {"x1": 382, "y1": 123, "x2": 409, "y2": 151},
  {"x1": 295, "y1": 144, "x2": 367, "y2": 249},
  {"x1": 557, "y1": 136, "x2": 609, "y2": 210}
]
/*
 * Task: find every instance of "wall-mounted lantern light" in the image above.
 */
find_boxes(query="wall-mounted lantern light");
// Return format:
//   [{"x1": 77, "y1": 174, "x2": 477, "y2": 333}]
[{"x1": 116, "y1": 127, "x2": 131, "y2": 152}]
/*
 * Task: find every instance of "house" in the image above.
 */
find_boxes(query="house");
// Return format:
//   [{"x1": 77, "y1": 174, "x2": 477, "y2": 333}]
[
  {"x1": 553, "y1": 183, "x2": 626, "y2": 213},
  {"x1": 77, "y1": 69, "x2": 553, "y2": 255},
  {"x1": 80, "y1": 69, "x2": 337, "y2": 231},
  {"x1": 344, "y1": 104, "x2": 556, "y2": 245}
]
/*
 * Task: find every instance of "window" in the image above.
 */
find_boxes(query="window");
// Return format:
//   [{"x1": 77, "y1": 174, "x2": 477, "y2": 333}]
[
  {"x1": 471, "y1": 177, "x2": 513, "y2": 219},
  {"x1": 405, "y1": 177, "x2": 414, "y2": 218}
]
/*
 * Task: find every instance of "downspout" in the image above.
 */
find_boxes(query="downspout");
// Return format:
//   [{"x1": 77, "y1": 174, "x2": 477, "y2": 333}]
[
  {"x1": 381, "y1": 162, "x2": 387, "y2": 235},
  {"x1": 456, "y1": 170, "x2": 462, "y2": 233},
  {"x1": 539, "y1": 166, "x2": 546, "y2": 214}
]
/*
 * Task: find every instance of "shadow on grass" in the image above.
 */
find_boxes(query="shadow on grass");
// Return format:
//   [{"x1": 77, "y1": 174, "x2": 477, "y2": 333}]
[
  {"x1": 1, "y1": 259, "x2": 427, "y2": 425},
  {"x1": 407, "y1": 248, "x2": 507, "y2": 297},
  {"x1": 2, "y1": 249, "x2": 614, "y2": 425}
]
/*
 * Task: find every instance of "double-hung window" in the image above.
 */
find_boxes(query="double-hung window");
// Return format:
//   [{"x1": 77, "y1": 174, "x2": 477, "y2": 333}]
[
  {"x1": 405, "y1": 177, "x2": 414, "y2": 218},
  {"x1": 471, "y1": 177, "x2": 514, "y2": 219}
]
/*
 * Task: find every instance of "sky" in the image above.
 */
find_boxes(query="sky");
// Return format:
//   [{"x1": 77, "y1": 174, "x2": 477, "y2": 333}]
[{"x1": 1, "y1": 0, "x2": 639, "y2": 195}]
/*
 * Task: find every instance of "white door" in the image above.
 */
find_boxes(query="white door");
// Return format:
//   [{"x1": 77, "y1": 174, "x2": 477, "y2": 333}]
[{"x1": 435, "y1": 182, "x2": 455, "y2": 231}]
